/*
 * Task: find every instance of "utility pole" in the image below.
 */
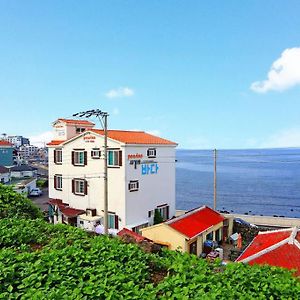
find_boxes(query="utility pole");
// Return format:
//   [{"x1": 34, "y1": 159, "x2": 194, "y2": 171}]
[
  {"x1": 213, "y1": 149, "x2": 217, "y2": 211},
  {"x1": 73, "y1": 109, "x2": 109, "y2": 234}
]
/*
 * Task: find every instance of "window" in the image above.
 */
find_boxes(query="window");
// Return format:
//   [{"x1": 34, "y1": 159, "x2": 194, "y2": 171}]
[
  {"x1": 128, "y1": 180, "x2": 139, "y2": 192},
  {"x1": 132, "y1": 223, "x2": 148, "y2": 234},
  {"x1": 72, "y1": 179, "x2": 87, "y2": 195},
  {"x1": 108, "y1": 150, "x2": 122, "y2": 167},
  {"x1": 76, "y1": 127, "x2": 86, "y2": 133},
  {"x1": 148, "y1": 210, "x2": 154, "y2": 218},
  {"x1": 54, "y1": 175, "x2": 62, "y2": 190},
  {"x1": 147, "y1": 148, "x2": 156, "y2": 158},
  {"x1": 72, "y1": 150, "x2": 87, "y2": 166},
  {"x1": 91, "y1": 148, "x2": 101, "y2": 159},
  {"x1": 156, "y1": 205, "x2": 169, "y2": 220},
  {"x1": 108, "y1": 213, "x2": 119, "y2": 229},
  {"x1": 54, "y1": 149, "x2": 62, "y2": 164},
  {"x1": 206, "y1": 232, "x2": 213, "y2": 241}
]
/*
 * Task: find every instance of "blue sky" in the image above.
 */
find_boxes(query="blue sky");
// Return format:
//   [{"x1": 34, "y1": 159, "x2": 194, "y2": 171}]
[{"x1": 1, "y1": 1, "x2": 300, "y2": 149}]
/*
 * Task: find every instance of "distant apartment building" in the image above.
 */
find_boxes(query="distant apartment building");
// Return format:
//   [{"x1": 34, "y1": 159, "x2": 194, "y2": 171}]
[
  {"x1": 6, "y1": 136, "x2": 30, "y2": 148},
  {"x1": 0, "y1": 140, "x2": 14, "y2": 167},
  {"x1": 19, "y1": 145, "x2": 39, "y2": 159},
  {"x1": 47, "y1": 118, "x2": 177, "y2": 232}
]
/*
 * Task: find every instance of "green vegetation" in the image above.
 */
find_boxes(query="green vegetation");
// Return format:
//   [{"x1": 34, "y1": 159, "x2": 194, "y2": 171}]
[
  {"x1": 36, "y1": 179, "x2": 48, "y2": 188},
  {"x1": 153, "y1": 209, "x2": 164, "y2": 225},
  {"x1": 0, "y1": 184, "x2": 42, "y2": 219},
  {"x1": 0, "y1": 218, "x2": 299, "y2": 299},
  {"x1": 0, "y1": 186, "x2": 299, "y2": 299}
]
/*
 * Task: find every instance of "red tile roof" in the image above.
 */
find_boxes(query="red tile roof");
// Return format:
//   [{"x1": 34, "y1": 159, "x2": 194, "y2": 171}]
[
  {"x1": 91, "y1": 129, "x2": 177, "y2": 145},
  {"x1": 60, "y1": 207, "x2": 85, "y2": 217},
  {"x1": 237, "y1": 230, "x2": 291, "y2": 261},
  {"x1": 167, "y1": 206, "x2": 225, "y2": 238},
  {"x1": 117, "y1": 228, "x2": 152, "y2": 242},
  {"x1": 248, "y1": 244, "x2": 300, "y2": 276},
  {"x1": 56, "y1": 118, "x2": 95, "y2": 126},
  {"x1": 48, "y1": 199, "x2": 85, "y2": 217},
  {"x1": 236, "y1": 228, "x2": 300, "y2": 277},
  {"x1": 0, "y1": 140, "x2": 12, "y2": 147},
  {"x1": 46, "y1": 140, "x2": 65, "y2": 146}
]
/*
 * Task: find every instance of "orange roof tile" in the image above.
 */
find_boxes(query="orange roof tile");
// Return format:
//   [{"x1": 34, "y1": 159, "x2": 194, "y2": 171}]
[
  {"x1": 0, "y1": 140, "x2": 13, "y2": 147},
  {"x1": 56, "y1": 118, "x2": 95, "y2": 126},
  {"x1": 46, "y1": 140, "x2": 65, "y2": 146},
  {"x1": 91, "y1": 129, "x2": 177, "y2": 145}
]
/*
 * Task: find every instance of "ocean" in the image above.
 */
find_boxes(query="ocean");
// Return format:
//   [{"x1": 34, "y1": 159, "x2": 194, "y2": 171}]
[{"x1": 176, "y1": 148, "x2": 300, "y2": 218}]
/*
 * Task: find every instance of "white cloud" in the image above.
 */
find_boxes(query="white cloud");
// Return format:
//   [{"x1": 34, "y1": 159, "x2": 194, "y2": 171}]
[
  {"x1": 251, "y1": 47, "x2": 300, "y2": 93},
  {"x1": 29, "y1": 131, "x2": 53, "y2": 148},
  {"x1": 260, "y1": 128, "x2": 300, "y2": 148},
  {"x1": 105, "y1": 87, "x2": 134, "y2": 98}
]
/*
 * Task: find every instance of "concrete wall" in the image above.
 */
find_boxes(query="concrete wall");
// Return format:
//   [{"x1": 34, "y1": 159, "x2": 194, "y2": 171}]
[{"x1": 223, "y1": 213, "x2": 300, "y2": 228}]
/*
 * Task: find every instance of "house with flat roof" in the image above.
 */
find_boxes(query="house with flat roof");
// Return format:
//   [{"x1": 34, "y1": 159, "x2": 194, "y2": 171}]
[
  {"x1": 141, "y1": 206, "x2": 232, "y2": 255},
  {"x1": 47, "y1": 118, "x2": 177, "y2": 232},
  {"x1": 236, "y1": 227, "x2": 300, "y2": 277}
]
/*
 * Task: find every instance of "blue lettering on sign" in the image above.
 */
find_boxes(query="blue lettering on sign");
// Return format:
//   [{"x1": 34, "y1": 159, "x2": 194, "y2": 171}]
[{"x1": 141, "y1": 163, "x2": 159, "y2": 175}]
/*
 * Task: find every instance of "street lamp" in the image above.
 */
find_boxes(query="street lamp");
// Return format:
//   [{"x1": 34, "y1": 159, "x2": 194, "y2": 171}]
[{"x1": 73, "y1": 109, "x2": 109, "y2": 234}]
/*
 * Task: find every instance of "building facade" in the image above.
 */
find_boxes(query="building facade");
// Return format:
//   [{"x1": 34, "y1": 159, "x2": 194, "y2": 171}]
[
  {"x1": 6, "y1": 136, "x2": 30, "y2": 148},
  {"x1": 0, "y1": 140, "x2": 14, "y2": 167},
  {"x1": 47, "y1": 118, "x2": 177, "y2": 232}
]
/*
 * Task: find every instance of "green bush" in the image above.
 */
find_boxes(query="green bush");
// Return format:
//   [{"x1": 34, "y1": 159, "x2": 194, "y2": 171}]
[
  {"x1": 0, "y1": 218, "x2": 299, "y2": 299},
  {"x1": 0, "y1": 184, "x2": 42, "y2": 219}
]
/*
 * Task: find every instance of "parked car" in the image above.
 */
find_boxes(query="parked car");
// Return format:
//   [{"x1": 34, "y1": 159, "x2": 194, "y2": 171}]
[{"x1": 29, "y1": 188, "x2": 43, "y2": 197}]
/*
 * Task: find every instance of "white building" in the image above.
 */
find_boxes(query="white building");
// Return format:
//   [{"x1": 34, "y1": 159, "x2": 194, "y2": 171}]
[
  {"x1": 47, "y1": 118, "x2": 177, "y2": 232},
  {"x1": 6, "y1": 136, "x2": 30, "y2": 148},
  {"x1": 19, "y1": 145, "x2": 39, "y2": 159}
]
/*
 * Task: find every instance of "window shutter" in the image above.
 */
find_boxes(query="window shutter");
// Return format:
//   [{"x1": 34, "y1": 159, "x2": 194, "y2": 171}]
[
  {"x1": 84, "y1": 180, "x2": 88, "y2": 195},
  {"x1": 91, "y1": 150, "x2": 93, "y2": 158},
  {"x1": 84, "y1": 151, "x2": 87, "y2": 165},
  {"x1": 118, "y1": 150, "x2": 122, "y2": 166},
  {"x1": 72, "y1": 179, "x2": 75, "y2": 194},
  {"x1": 137, "y1": 181, "x2": 139, "y2": 189},
  {"x1": 54, "y1": 176, "x2": 57, "y2": 189},
  {"x1": 114, "y1": 215, "x2": 119, "y2": 229},
  {"x1": 71, "y1": 151, "x2": 75, "y2": 165},
  {"x1": 128, "y1": 183, "x2": 131, "y2": 191},
  {"x1": 166, "y1": 206, "x2": 170, "y2": 219},
  {"x1": 54, "y1": 150, "x2": 57, "y2": 163}
]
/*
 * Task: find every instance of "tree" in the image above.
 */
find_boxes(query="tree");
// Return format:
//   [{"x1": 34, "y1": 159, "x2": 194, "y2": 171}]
[
  {"x1": 154, "y1": 209, "x2": 164, "y2": 224},
  {"x1": 0, "y1": 184, "x2": 42, "y2": 219}
]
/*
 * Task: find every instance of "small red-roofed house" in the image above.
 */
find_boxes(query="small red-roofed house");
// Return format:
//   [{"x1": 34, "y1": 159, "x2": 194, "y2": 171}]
[
  {"x1": 236, "y1": 227, "x2": 300, "y2": 277},
  {"x1": 141, "y1": 206, "x2": 232, "y2": 256}
]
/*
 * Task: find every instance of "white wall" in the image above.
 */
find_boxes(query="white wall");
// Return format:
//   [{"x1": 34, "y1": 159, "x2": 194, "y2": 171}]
[
  {"x1": 49, "y1": 131, "x2": 127, "y2": 228},
  {"x1": 124, "y1": 145, "x2": 176, "y2": 227}
]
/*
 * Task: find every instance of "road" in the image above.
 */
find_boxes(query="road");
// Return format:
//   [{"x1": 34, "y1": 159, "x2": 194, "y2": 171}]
[{"x1": 29, "y1": 187, "x2": 49, "y2": 212}]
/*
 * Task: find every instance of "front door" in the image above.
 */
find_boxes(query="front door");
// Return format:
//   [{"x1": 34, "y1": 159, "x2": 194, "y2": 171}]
[{"x1": 189, "y1": 241, "x2": 197, "y2": 255}]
